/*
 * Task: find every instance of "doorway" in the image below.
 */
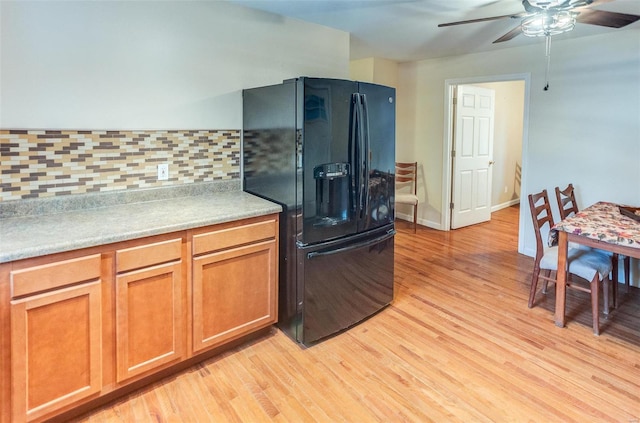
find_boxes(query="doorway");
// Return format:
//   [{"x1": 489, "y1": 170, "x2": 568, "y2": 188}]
[{"x1": 442, "y1": 74, "x2": 531, "y2": 255}]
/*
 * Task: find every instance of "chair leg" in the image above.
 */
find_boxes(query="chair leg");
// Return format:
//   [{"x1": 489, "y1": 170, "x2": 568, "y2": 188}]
[
  {"x1": 609, "y1": 256, "x2": 618, "y2": 309},
  {"x1": 591, "y1": 275, "x2": 600, "y2": 335},
  {"x1": 611, "y1": 273, "x2": 618, "y2": 310},
  {"x1": 528, "y1": 267, "x2": 541, "y2": 308},
  {"x1": 541, "y1": 269, "x2": 551, "y2": 294},
  {"x1": 623, "y1": 255, "x2": 630, "y2": 293},
  {"x1": 603, "y1": 277, "x2": 610, "y2": 315},
  {"x1": 413, "y1": 204, "x2": 417, "y2": 233}
]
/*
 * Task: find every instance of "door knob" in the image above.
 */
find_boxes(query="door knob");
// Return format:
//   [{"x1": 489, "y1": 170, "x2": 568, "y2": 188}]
[{"x1": 489, "y1": 160, "x2": 495, "y2": 166}]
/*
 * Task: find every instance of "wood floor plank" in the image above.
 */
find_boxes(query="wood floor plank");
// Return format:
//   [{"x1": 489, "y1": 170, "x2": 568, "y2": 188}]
[
  {"x1": 71, "y1": 206, "x2": 640, "y2": 422},
  {"x1": 339, "y1": 325, "x2": 494, "y2": 422},
  {"x1": 373, "y1": 310, "x2": 566, "y2": 422},
  {"x1": 323, "y1": 330, "x2": 458, "y2": 422}
]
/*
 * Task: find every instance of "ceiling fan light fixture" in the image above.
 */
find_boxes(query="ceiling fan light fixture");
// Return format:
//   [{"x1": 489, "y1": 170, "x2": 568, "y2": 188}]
[
  {"x1": 524, "y1": 0, "x2": 592, "y2": 11},
  {"x1": 526, "y1": 0, "x2": 570, "y2": 9},
  {"x1": 521, "y1": 10, "x2": 577, "y2": 37}
]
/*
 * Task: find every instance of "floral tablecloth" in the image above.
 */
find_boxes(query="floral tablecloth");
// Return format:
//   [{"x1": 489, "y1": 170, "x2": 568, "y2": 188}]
[{"x1": 551, "y1": 201, "x2": 640, "y2": 249}]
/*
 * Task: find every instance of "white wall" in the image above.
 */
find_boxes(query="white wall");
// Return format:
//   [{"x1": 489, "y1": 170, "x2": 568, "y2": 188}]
[
  {"x1": 0, "y1": 1, "x2": 350, "y2": 130},
  {"x1": 397, "y1": 30, "x2": 640, "y2": 261}
]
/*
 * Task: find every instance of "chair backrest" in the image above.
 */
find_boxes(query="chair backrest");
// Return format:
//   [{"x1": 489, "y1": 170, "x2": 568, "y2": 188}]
[
  {"x1": 528, "y1": 189, "x2": 555, "y2": 261},
  {"x1": 555, "y1": 183, "x2": 579, "y2": 220},
  {"x1": 395, "y1": 162, "x2": 417, "y2": 195}
]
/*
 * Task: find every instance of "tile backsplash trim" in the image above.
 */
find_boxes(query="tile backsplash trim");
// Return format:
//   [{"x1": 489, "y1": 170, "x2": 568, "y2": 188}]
[{"x1": 0, "y1": 129, "x2": 240, "y2": 202}]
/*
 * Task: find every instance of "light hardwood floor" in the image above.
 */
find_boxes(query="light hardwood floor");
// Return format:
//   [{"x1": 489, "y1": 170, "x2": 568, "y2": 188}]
[{"x1": 74, "y1": 206, "x2": 640, "y2": 422}]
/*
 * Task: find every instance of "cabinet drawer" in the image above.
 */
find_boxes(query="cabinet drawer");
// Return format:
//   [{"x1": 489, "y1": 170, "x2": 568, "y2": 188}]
[
  {"x1": 11, "y1": 254, "x2": 101, "y2": 299},
  {"x1": 193, "y1": 219, "x2": 277, "y2": 256},
  {"x1": 116, "y1": 238, "x2": 182, "y2": 273}
]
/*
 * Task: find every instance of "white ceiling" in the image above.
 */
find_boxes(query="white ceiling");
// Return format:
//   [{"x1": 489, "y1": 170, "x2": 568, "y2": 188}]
[{"x1": 227, "y1": 0, "x2": 640, "y2": 62}]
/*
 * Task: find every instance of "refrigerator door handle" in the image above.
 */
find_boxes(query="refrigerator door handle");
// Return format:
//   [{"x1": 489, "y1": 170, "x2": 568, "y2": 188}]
[
  {"x1": 360, "y1": 93, "x2": 371, "y2": 219},
  {"x1": 356, "y1": 94, "x2": 367, "y2": 218},
  {"x1": 350, "y1": 93, "x2": 359, "y2": 214},
  {"x1": 306, "y1": 230, "x2": 395, "y2": 259}
]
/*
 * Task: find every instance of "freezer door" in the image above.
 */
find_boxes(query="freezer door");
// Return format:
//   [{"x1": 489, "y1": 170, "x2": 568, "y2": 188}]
[
  {"x1": 298, "y1": 228, "x2": 394, "y2": 345},
  {"x1": 357, "y1": 82, "x2": 396, "y2": 233}
]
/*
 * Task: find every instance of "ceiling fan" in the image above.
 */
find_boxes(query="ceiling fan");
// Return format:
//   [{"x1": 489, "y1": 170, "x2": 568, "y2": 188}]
[
  {"x1": 438, "y1": 0, "x2": 640, "y2": 44},
  {"x1": 438, "y1": 0, "x2": 640, "y2": 90}
]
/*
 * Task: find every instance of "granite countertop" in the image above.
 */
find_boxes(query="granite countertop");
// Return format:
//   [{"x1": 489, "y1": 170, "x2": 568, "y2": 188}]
[{"x1": 0, "y1": 181, "x2": 282, "y2": 263}]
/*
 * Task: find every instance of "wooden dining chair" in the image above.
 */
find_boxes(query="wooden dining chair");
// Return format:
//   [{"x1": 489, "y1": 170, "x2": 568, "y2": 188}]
[
  {"x1": 528, "y1": 189, "x2": 613, "y2": 335},
  {"x1": 555, "y1": 183, "x2": 630, "y2": 302},
  {"x1": 395, "y1": 162, "x2": 419, "y2": 233}
]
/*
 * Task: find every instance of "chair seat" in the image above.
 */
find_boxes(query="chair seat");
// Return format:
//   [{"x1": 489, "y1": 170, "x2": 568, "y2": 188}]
[
  {"x1": 571, "y1": 244, "x2": 622, "y2": 261},
  {"x1": 396, "y1": 193, "x2": 419, "y2": 206},
  {"x1": 569, "y1": 242, "x2": 590, "y2": 251},
  {"x1": 540, "y1": 246, "x2": 613, "y2": 282}
]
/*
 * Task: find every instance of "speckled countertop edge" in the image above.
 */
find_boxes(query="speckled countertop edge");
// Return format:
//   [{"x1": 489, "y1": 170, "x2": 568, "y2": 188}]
[{"x1": 0, "y1": 182, "x2": 282, "y2": 263}]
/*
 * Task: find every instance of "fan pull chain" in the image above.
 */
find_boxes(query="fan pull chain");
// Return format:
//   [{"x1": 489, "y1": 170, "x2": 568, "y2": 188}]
[{"x1": 544, "y1": 35, "x2": 551, "y2": 91}]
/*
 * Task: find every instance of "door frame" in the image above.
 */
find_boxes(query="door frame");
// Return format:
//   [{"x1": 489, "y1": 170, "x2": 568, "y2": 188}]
[{"x1": 441, "y1": 73, "x2": 531, "y2": 255}]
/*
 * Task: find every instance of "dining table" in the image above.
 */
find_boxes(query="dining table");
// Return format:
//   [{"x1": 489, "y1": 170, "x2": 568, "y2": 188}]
[{"x1": 552, "y1": 201, "x2": 640, "y2": 328}]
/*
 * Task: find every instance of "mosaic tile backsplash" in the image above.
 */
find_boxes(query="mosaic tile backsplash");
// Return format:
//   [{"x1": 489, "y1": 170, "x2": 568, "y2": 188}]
[{"x1": 0, "y1": 129, "x2": 240, "y2": 201}]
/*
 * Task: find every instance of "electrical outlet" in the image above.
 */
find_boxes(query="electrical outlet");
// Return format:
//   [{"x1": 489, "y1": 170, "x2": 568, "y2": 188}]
[
  {"x1": 157, "y1": 163, "x2": 169, "y2": 181},
  {"x1": 504, "y1": 186, "x2": 508, "y2": 194}
]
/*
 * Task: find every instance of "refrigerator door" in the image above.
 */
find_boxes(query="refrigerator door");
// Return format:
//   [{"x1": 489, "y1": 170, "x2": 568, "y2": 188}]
[
  {"x1": 243, "y1": 81, "x2": 297, "y2": 208},
  {"x1": 300, "y1": 78, "x2": 359, "y2": 245},
  {"x1": 357, "y1": 82, "x2": 396, "y2": 233},
  {"x1": 295, "y1": 226, "x2": 395, "y2": 345}
]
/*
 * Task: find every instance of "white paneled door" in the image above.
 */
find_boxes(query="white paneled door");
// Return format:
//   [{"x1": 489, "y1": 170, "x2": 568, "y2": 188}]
[{"x1": 451, "y1": 85, "x2": 495, "y2": 229}]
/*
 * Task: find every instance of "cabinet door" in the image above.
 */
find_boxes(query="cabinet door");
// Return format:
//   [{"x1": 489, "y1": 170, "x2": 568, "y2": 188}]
[
  {"x1": 115, "y1": 261, "x2": 183, "y2": 382},
  {"x1": 192, "y1": 240, "x2": 277, "y2": 353},
  {"x1": 11, "y1": 281, "x2": 102, "y2": 423}
]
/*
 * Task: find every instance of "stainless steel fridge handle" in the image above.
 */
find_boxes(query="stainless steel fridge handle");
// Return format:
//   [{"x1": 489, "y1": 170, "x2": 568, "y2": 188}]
[{"x1": 306, "y1": 230, "x2": 395, "y2": 259}]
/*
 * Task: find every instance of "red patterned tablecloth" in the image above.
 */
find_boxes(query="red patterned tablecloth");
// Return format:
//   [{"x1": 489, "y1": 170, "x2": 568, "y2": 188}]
[{"x1": 552, "y1": 201, "x2": 640, "y2": 249}]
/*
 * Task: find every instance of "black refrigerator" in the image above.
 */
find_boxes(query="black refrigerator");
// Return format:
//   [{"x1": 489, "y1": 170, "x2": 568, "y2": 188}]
[{"x1": 243, "y1": 77, "x2": 395, "y2": 346}]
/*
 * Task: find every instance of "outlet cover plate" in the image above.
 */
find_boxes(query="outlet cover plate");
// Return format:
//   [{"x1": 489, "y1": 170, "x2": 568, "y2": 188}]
[{"x1": 158, "y1": 164, "x2": 169, "y2": 181}]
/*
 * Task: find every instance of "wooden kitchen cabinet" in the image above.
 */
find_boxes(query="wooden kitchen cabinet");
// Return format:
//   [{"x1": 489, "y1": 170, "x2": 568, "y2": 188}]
[
  {"x1": 115, "y1": 238, "x2": 184, "y2": 382},
  {"x1": 9, "y1": 255, "x2": 103, "y2": 423},
  {"x1": 191, "y1": 216, "x2": 278, "y2": 353},
  {"x1": 1, "y1": 213, "x2": 279, "y2": 423}
]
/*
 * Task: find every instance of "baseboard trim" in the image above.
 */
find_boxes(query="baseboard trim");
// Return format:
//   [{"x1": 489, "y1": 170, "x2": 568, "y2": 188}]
[
  {"x1": 491, "y1": 199, "x2": 520, "y2": 213},
  {"x1": 395, "y1": 213, "x2": 441, "y2": 230}
]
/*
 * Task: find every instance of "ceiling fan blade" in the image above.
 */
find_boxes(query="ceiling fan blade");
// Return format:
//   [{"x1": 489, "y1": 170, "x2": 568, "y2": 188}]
[
  {"x1": 576, "y1": 9, "x2": 640, "y2": 28},
  {"x1": 493, "y1": 25, "x2": 523, "y2": 43},
  {"x1": 438, "y1": 13, "x2": 524, "y2": 27},
  {"x1": 586, "y1": 0, "x2": 615, "y2": 6}
]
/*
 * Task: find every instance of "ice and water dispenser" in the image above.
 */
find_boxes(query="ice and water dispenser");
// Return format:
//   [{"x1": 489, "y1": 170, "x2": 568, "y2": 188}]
[{"x1": 313, "y1": 163, "x2": 350, "y2": 227}]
